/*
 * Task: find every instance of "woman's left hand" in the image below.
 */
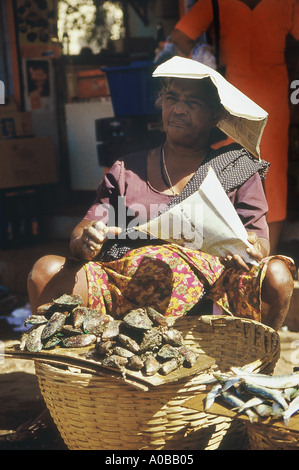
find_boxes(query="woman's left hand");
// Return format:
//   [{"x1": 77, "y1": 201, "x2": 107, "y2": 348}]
[
  {"x1": 246, "y1": 231, "x2": 265, "y2": 262},
  {"x1": 222, "y1": 231, "x2": 268, "y2": 271}
]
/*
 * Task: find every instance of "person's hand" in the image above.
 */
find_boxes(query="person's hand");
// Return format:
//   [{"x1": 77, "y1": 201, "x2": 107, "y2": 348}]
[
  {"x1": 82, "y1": 220, "x2": 122, "y2": 260},
  {"x1": 71, "y1": 220, "x2": 122, "y2": 261},
  {"x1": 221, "y1": 231, "x2": 266, "y2": 271},
  {"x1": 246, "y1": 231, "x2": 265, "y2": 262}
]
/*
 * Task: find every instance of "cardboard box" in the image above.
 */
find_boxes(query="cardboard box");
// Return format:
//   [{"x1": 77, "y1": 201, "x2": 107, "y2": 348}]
[
  {"x1": 0, "y1": 97, "x2": 18, "y2": 114},
  {"x1": 0, "y1": 112, "x2": 34, "y2": 139},
  {"x1": 0, "y1": 136, "x2": 58, "y2": 188},
  {"x1": 76, "y1": 69, "x2": 110, "y2": 99}
]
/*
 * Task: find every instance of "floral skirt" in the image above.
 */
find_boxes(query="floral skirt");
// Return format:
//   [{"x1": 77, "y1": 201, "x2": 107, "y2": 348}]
[{"x1": 84, "y1": 244, "x2": 295, "y2": 321}]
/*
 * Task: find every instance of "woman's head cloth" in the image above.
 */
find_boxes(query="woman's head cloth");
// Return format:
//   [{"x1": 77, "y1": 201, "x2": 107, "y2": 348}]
[{"x1": 153, "y1": 56, "x2": 268, "y2": 158}]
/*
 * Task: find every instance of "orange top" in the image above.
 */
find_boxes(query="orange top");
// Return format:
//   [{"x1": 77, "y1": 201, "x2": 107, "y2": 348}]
[{"x1": 175, "y1": 0, "x2": 299, "y2": 222}]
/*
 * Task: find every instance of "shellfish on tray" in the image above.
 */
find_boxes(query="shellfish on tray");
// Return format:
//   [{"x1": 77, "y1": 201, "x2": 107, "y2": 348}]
[{"x1": 21, "y1": 295, "x2": 200, "y2": 376}]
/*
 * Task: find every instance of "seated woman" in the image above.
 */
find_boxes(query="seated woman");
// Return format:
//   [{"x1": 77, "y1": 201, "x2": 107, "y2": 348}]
[{"x1": 28, "y1": 57, "x2": 295, "y2": 332}]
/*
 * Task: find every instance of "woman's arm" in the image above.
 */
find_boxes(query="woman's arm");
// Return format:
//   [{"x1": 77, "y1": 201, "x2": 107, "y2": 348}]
[{"x1": 170, "y1": 29, "x2": 195, "y2": 56}]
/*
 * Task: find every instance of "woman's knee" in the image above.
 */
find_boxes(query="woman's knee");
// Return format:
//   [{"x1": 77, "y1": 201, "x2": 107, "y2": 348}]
[
  {"x1": 28, "y1": 255, "x2": 66, "y2": 289},
  {"x1": 262, "y1": 259, "x2": 294, "y2": 303}
]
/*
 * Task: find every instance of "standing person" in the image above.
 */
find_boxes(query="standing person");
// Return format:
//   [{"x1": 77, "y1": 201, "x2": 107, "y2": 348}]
[{"x1": 171, "y1": 0, "x2": 299, "y2": 254}]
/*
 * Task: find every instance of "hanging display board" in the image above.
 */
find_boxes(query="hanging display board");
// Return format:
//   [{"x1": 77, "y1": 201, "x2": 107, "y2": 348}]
[{"x1": 15, "y1": 0, "x2": 61, "y2": 58}]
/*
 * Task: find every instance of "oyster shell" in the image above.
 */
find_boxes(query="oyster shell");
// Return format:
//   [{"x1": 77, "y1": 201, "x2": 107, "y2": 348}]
[
  {"x1": 53, "y1": 294, "x2": 84, "y2": 310},
  {"x1": 161, "y1": 327, "x2": 184, "y2": 347},
  {"x1": 161, "y1": 357, "x2": 184, "y2": 375},
  {"x1": 24, "y1": 315, "x2": 48, "y2": 326},
  {"x1": 62, "y1": 334, "x2": 96, "y2": 348},
  {"x1": 144, "y1": 354, "x2": 161, "y2": 376},
  {"x1": 118, "y1": 333, "x2": 140, "y2": 354},
  {"x1": 102, "y1": 354, "x2": 128, "y2": 370},
  {"x1": 139, "y1": 327, "x2": 163, "y2": 353},
  {"x1": 157, "y1": 344, "x2": 180, "y2": 361},
  {"x1": 25, "y1": 324, "x2": 46, "y2": 352},
  {"x1": 41, "y1": 311, "x2": 67, "y2": 340},
  {"x1": 83, "y1": 311, "x2": 111, "y2": 336},
  {"x1": 127, "y1": 355, "x2": 144, "y2": 371},
  {"x1": 123, "y1": 309, "x2": 153, "y2": 331},
  {"x1": 101, "y1": 320, "x2": 121, "y2": 340},
  {"x1": 146, "y1": 307, "x2": 175, "y2": 327}
]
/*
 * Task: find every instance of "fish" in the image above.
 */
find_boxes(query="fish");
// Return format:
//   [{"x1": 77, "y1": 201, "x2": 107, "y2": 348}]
[
  {"x1": 241, "y1": 380, "x2": 289, "y2": 411},
  {"x1": 231, "y1": 368, "x2": 299, "y2": 390},
  {"x1": 272, "y1": 402, "x2": 284, "y2": 420},
  {"x1": 283, "y1": 395, "x2": 299, "y2": 425},
  {"x1": 254, "y1": 403, "x2": 274, "y2": 418},
  {"x1": 220, "y1": 390, "x2": 258, "y2": 423},
  {"x1": 236, "y1": 396, "x2": 265, "y2": 413},
  {"x1": 221, "y1": 377, "x2": 241, "y2": 392},
  {"x1": 205, "y1": 383, "x2": 222, "y2": 410}
]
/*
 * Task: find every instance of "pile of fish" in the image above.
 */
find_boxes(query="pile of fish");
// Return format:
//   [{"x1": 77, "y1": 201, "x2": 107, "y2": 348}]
[
  {"x1": 20, "y1": 294, "x2": 200, "y2": 377},
  {"x1": 204, "y1": 365, "x2": 299, "y2": 426}
]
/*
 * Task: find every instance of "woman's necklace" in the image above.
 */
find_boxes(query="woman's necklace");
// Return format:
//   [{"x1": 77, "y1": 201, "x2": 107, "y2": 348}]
[{"x1": 161, "y1": 145, "x2": 180, "y2": 197}]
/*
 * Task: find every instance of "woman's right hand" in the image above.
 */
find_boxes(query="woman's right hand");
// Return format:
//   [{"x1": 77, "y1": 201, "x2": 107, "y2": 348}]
[{"x1": 70, "y1": 220, "x2": 122, "y2": 261}]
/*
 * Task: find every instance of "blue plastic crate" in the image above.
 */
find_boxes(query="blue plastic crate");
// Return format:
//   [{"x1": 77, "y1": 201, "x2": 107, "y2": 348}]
[{"x1": 103, "y1": 61, "x2": 159, "y2": 116}]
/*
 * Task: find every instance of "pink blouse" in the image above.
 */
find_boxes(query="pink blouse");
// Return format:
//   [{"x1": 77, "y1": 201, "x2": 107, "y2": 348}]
[{"x1": 84, "y1": 150, "x2": 269, "y2": 240}]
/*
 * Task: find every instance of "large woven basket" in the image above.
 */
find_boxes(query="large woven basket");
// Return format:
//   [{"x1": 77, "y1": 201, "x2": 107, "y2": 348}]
[
  {"x1": 246, "y1": 422, "x2": 299, "y2": 450},
  {"x1": 35, "y1": 315, "x2": 280, "y2": 450}
]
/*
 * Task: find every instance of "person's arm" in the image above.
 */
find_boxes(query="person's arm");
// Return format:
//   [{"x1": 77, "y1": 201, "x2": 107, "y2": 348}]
[
  {"x1": 70, "y1": 160, "x2": 124, "y2": 260},
  {"x1": 170, "y1": 29, "x2": 195, "y2": 57},
  {"x1": 170, "y1": 0, "x2": 213, "y2": 56},
  {"x1": 223, "y1": 173, "x2": 270, "y2": 270}
]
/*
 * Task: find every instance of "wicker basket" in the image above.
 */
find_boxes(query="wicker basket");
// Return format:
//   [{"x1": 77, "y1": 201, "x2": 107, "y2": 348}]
[
  {"x1": 35, "y1": 315, "x2": 280, "y2": 450},
  {"x1": 246, "y1": 422, "x2": 299, "y2": 451}
]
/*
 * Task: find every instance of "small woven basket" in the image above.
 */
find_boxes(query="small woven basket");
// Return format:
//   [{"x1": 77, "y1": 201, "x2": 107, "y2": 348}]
[
  {"x1": 35, "y1": 315, "x2": 280, "y2": 450},
  {"x1": 246, "y1": 422, "x2": 299, "y2": 451}
]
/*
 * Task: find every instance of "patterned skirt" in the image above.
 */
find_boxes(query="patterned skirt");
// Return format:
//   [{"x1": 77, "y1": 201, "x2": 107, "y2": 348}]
[{"x1": 84, "y1": 244, "x2": 295, "y2": 321}]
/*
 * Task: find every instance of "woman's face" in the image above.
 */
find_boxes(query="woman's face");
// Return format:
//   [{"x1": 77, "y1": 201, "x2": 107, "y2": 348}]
[{"x1": 161, "y1": 79, "x2": 217, "y2": 148}]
